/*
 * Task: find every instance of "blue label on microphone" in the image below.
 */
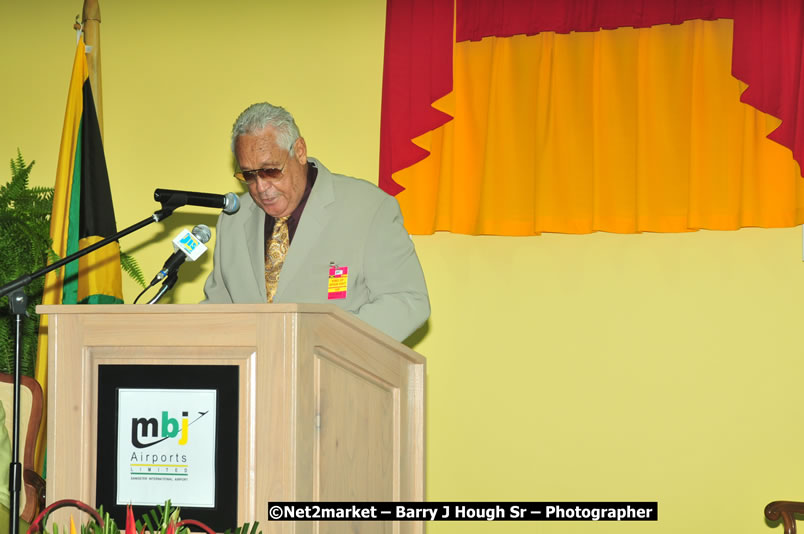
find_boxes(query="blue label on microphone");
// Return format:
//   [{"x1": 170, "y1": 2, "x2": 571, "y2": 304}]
[{"x1": 179, "y1": 232, "x2": 199, "y2": 253}]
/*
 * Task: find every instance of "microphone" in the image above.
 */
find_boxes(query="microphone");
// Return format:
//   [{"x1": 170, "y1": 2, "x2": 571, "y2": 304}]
[
  {"x1": 154, "y1": 189, "x2": 240, "y2": 214},
  {"x1": 148, "y1": 224, "x2": 212, "y2": 287}
]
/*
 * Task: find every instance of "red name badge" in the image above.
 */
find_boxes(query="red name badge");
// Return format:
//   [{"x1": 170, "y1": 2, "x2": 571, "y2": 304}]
[{"x1": 328, "y1": 265, "x2": 348, "y2": 300}]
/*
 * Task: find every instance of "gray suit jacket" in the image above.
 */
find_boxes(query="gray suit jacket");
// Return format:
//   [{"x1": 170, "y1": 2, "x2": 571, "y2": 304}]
[{"x1": 202, "y1": 158, "x2": 430, "y2": 341}]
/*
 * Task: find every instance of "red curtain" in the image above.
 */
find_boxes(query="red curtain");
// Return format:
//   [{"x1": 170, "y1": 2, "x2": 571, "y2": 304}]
[
  {"x1": 457, "y1": 0, "x2": 734, "y2": 38},
  {"x1": 378, "y1": 0, "x2": 454, "y2": 196}
]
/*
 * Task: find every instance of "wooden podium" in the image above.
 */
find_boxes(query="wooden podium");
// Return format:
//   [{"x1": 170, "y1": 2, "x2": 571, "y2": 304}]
[{"x1": 38, "y1": 304, "x2": 425, "y2": 533}]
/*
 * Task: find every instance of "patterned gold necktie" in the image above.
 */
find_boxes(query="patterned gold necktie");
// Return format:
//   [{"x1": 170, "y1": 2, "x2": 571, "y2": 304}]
[{"x1": 265, "y1": 216, "x2": 289, "y2": 303}]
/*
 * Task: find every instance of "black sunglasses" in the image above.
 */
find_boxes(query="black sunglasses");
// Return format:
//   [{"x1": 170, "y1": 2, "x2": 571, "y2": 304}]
[{"x1": 234, "y1": 141, "x2": 294, "y2": 183}]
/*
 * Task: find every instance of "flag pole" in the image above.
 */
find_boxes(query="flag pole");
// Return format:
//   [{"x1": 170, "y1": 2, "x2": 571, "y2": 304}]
[{"x1": 82, "y1": 0, "x2": 103, "y2": 135}]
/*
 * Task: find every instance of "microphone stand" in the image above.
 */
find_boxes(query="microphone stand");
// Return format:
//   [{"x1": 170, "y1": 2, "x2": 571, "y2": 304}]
[
  {"x1": 0, "y1": 200, "x2": 181, "y2": 534},
  {"x1": 6, "y1": 290, "x2": 26, "y2": 534}
]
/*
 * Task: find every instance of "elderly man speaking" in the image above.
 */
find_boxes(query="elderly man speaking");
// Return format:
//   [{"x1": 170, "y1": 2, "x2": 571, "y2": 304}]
[{"x1": 202, "y1": 102, "x2": 430, "y2": 342}]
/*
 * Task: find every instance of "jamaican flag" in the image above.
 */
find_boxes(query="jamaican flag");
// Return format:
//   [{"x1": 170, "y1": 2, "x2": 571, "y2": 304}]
[{"x1": 34, "y1": 35, "x2": 124, "y2": 473}]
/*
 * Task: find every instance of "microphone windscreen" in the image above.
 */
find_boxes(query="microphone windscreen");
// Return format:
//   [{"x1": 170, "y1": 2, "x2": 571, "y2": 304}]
[
  {"x1": 191, "y1": 224, "x2": 212, "y2": 243},
  {"x1": 223, "y1": 192, "x2": 240, "y2": 214}
]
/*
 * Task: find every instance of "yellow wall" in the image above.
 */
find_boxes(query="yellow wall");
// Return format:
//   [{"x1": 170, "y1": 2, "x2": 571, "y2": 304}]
[{"x1": 2, "y1": 1, "x2": 803, "y2": 532}]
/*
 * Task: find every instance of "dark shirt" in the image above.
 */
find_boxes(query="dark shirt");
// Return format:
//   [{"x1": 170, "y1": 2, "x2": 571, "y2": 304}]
[{"x1": 264, "y1": 162, "x2": 318, "y2": 255}]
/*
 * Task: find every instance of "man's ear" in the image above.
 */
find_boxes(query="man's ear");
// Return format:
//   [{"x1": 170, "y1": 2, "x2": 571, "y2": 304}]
[{"x1": 294, "y1": 137, "x2": 308, "y2": 165}]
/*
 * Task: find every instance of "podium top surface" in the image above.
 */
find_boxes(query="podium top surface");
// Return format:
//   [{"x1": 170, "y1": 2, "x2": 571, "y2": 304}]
[
  {"x1": 38, "y1": 303, "x2": 336, "y2": 314},
  {"x1": 37, "y1": 303, "x2": 425, "y2": 361}
]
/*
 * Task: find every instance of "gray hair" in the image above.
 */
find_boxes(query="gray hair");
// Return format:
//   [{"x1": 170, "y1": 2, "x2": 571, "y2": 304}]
[{"x1": 230, "y1": 102, "x2": 301, "y2": 154}]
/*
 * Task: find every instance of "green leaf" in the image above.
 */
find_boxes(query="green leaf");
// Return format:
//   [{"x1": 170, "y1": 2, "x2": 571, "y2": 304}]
[
  {"x1": 120, "y1": 251, "x2": 146, "y2": 288},
  {"x1": 141, "y1": 514, "x2": 154, "y2": 534}
]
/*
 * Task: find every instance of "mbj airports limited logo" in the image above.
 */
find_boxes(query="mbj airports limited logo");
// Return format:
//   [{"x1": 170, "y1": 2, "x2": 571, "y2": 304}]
[
  {"x1": 131, "y1": 410, "x2": 208, "y2": 448},
  {"x1": 118, "y1": 389, "x2": 217, "y2": 506}
]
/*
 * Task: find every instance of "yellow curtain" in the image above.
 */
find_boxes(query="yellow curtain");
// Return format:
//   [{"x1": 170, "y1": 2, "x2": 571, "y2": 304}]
[{"x1": 395, "y1": 19, "x2": 804, "y2": 235}]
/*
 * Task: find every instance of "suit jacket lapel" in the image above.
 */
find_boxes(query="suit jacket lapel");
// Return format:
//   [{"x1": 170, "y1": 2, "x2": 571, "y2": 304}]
[
  {"x1": 243, "y1": 200, "x2": 268, "y2": 300},
  {"x1": 275, "y1": 159, "x2": 334, "y2": 301}
]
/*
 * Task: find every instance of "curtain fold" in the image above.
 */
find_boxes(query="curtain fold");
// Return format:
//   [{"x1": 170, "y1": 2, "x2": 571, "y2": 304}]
[{"x1": 452, "y1": 0, "x2": 804, "y2": 178}]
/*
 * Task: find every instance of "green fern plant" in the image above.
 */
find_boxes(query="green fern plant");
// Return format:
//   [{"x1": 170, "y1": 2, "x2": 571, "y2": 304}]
[
  {"x1": 0, "y1": 151, "x2": 53, "y2": 376},
  {"x1": 0, "y1": 150, "x2": 146, "y2": 377}
]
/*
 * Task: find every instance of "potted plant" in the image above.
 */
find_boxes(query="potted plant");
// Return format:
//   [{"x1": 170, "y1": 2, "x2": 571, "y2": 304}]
[{"x1": 27, "y1": 499, "x2": 260, "y2": 534}]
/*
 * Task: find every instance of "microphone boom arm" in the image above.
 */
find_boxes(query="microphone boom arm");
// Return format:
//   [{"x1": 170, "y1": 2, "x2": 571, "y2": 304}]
[{"x1": 0, "y1": 209, "x2": 173, "y2": 300}]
